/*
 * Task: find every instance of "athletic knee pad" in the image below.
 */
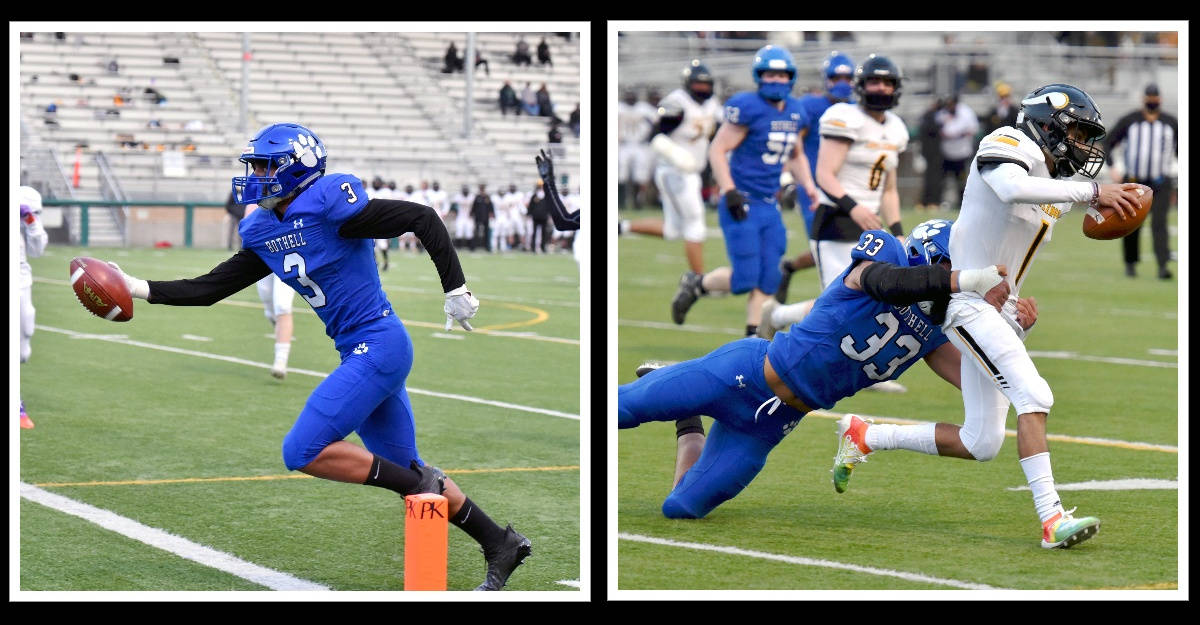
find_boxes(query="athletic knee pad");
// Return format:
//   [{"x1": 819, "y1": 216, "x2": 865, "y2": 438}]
[
  {"x1": 281, "y1": 432, "x2": 323, "y2": 471},
  {"x1": 1012, "y1": 375, "x2": 1054, "y2": 415},
  {"x1": 963, "y1": 428, "x2": 1004, "y2": 462}
]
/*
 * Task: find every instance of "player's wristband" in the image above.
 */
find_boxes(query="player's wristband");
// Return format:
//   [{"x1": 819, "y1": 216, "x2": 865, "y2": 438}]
[
  {"x1": 888, "y1": 222, "x2": 904, "y2": 236},
  {"x1": 834, "y1": 194, "x2": 858, "y2": 214},
  {"x1": 1088, "y1": 181, "x2": 1100, "y2": 209}
]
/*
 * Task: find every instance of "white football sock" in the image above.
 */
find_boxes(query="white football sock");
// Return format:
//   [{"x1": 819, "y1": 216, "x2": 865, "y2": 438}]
[
  {"x1": 273, "y1": 342, "x2": 291, "y2": 367},
  {"x1": 864, "y1": 422, "x2": 938, "y2": 455},
  {"x1": 1019, "y1": 452, "x2": 1063, "y2": 523}
]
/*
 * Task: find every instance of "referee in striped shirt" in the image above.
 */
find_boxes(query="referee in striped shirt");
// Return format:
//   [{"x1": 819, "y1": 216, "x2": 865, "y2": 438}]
[{"x1": 1105, "y1": 83, "x2": 1178, "y2": 279}]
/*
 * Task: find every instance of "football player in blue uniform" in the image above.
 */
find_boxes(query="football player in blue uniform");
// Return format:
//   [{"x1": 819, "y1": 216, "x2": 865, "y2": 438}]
[
  {"x1": 621, "y1": 220, "x2": 1013, "y2": 519},
  {"x1": 672, "y1": 44, "x2": 819, "y2": 334},
  {"x1": 774, "y1": 51, "x2": 856, "y2": 304},
  {"x1": 105, "y1": 123, "x2": 531, "y2": 591}
]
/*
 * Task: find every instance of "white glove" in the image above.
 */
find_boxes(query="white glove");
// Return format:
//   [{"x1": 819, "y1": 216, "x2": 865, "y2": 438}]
[
  {"x1": 957, "y1": 265, "x2": 1004, "y2": 298},
  {"x1": 108, "y1": 261, "x2": 150, "y2": 299},
  {"x1": 443, "y1": 285, "x2": 479, "y2": 331}
]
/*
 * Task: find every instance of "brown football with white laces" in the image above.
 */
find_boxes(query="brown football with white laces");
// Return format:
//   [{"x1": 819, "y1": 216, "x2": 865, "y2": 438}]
[
  {"x1": 1083, "y1": 184, "x2": 1152, "y2": 240},
  {"x1": 69, "y1": 257, "x2": 134, "y2": 322}
]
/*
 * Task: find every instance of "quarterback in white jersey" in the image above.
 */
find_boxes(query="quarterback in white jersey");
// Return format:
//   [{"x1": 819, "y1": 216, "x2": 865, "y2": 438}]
[{"x1": 836, "y1": 84, "x2": 1144, "y2": 549}]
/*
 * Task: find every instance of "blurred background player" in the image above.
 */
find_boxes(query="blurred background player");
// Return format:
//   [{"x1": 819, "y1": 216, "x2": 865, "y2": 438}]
[
  {"x1": 774, "y1": 51, "x2": 855, "y2": 304},
  {"x1": 758, "y1": 54, "x2": 909, "y2": 394},
  {"x1": 398, "y1": 183, "x2": 420, "y2": 253},
  {"x1": 621, "y1": 220, "x2": 1010, "y2": 520},
  {"x1": 497, "y1": 183, "x2": 525, "y2": 252},
  {"x1": 617, "y1": 88, "x2": 657, "y2": 210},
  {"x1": 366, "y1": 176, "x2": 394, "y2": 270},
  {"x1": 834, "y1": 85, "x2": 1145, "y2": 549},
  {"x1": 105, "y1": 122, "x2": 529, "y2": 589},
  {"x1": 425, "y1": 180, "x2": 450, "y2": 234},
  {"x1": 618, "y1": 60, "x2": 722, "y2": 275},
  {"x1": 451, "y1": 184, "x2": 475, "y2": 249},
  {"x1": 1104, "y1": 83, "x2": 1178, "y2": 279},
  {"x1": 241, "y1": 203, "x2": 298, "y2": 380},
  {"x1": 19, "y1": 185, "x2": 48, "y2": 429}
]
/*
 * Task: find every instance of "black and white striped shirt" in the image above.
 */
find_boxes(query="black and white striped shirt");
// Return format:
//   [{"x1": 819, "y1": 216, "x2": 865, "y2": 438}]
[{"x1": 1105, "y1": 110, "x2": 1178, "y2": 183}]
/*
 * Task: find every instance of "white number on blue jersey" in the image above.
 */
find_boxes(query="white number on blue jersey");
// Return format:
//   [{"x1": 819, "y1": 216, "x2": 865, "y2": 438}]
[
  {"x1": 854, "y1": 233, "x2": 886, "y2": 256},
  {"x1": 761, "y1": 131, "x2": 798, "y2": 166},
  {"x1": 839, "y1": 311, "x2": 923, "y2": 381},
  {"x1": 725, "y1": 105, "x2": 740, "y2": 124},
  {"x1": 340, "y1": 182, "x2": 358, "y2": 203},
  {"x1": 283, "y1": 252, "x2": 327, "y2": 308}
]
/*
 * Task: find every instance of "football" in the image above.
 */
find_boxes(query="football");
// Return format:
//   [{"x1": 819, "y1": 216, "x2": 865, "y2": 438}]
[
  {"x1": 69, "y1": 257, "x2": 134, "y2": 322},
  {"x1": 1082, "y1": 185, "x2": 1153, "y2": 240}
]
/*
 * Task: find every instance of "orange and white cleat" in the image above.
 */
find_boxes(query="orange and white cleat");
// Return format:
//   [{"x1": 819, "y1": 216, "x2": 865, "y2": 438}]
[
  {"x1": 832, "y1": 414, "x2": 873, "y2": 493},
  {"x1": 20, "y1": 402, "x2": 34, "y2": 429}
]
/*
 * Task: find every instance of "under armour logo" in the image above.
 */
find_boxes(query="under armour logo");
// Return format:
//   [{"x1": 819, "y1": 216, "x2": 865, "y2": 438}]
[
  {"x1": 382, "y1": 309, "x2": 390, "y2": 316},
  {"x1": 735, "y1": 374, "x2": 746, "y2": 388},
  {"x1": 294, "y1": 219, "x2": 303, "y2": 228},
  {"x1": 353, "y1": 342, "x2": 368, "y2": 355},
  {"x1": 783, "y1": 419, "x2": 800, "y2": 435}
]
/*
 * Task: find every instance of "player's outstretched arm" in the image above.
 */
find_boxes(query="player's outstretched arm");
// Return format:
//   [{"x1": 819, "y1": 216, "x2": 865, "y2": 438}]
[
  {"x1": 535, "y1": 149, "x2": 580, "y2": 231},
  {"x1": 338, "y1": 199, "x2": 478, "y2": 331},
  {"x1": 112, "y1": 249, "x2": 271, "y2": 306},
  {"x1": 847, "y1": 259, "x2": 1010, "y2": 310}
]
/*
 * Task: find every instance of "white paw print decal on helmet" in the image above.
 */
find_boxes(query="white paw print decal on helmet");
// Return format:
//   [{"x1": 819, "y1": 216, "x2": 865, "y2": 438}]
[
  {"x1": 290, "y1": 133, "x2": 325, "y2": 168},
  {"x1": 910, "y1": 219, "x2": 950, "y2": 242}
]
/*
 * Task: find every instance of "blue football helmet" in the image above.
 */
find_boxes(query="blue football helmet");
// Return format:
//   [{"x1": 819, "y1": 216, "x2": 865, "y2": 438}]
[
  {"x1": 752, "y1": 45, "x2": 796, "y2": 102},
  {"x1": 823, "y1": 51, "x2": 855, "y2": 101},
  {"x1": 232, "y1": 123, "x2": 327, "y2": 208},
  {"x1": 905, "y1": 219, "x2": 953, "y2": 267}
]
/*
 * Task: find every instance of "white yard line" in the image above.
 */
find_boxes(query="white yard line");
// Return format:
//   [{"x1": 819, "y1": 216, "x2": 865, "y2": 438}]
[
  {"x1": 618, "y1": 533, "x2": 1006, "y2": 590},
  {"x1": 20, "y1": 483, "x2": 329, "y2": 591},
  {"x1": 36, "y1": 325, "x2": 580, "y2": 421}
]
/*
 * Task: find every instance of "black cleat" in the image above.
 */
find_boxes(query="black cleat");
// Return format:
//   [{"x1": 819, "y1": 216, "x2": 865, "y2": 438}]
[
  {"x1": 634, "y1": 361, "x2": 668, "y2": 378},
  {"x1": 775, "y1": 260, "x2": 795, "y2": 304},
  {"x1": 474, "y1": 525, "x2": 532, "y2": 591},
  {"x1": 410, "y1": 460, "x2": 446, "y2": 495},
  {"x1": 670, "y1": 271, "x2": 703, "y2": 325}
]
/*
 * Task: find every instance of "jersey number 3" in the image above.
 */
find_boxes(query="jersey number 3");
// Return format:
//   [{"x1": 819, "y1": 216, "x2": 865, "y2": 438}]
[
  {"x1": 840, "y1": 312, "x2": 921, "y2": 381},
  {"x1": 283, "y1": 252, "x2": 327, "y2": 308}
]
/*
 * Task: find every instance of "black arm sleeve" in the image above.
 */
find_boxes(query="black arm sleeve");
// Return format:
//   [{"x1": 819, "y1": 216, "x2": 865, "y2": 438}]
[
  {"x1": 541, "y1": 178, "x2": 581, "y2": 231},
  {"x1": 859, "y1": 262, "x2": 953, "y2": 306},
  {"x1": 147, "y1": 248, "x2": 271, "y2": 306},
  {"x1": 338, "y1": 198, "x2": 466, "y2": 293}
]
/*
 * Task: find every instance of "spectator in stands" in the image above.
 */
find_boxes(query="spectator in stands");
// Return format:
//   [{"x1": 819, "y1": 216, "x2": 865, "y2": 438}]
[
  {"x1": 536, "y1": 83, "x2": 554, "y2": 118},
  {"x1": 916, "y1": 96, "x2": 945, "y2": 213},
  {"x1": 548, "y1": 119, "x2": 563, "y2": 145},
  {"x1": 43, "y1": 102, "x2": 58, "y2": 127},
  {"x1": 512, "y1": 37, "x2": 532, "y2": 66},
  {"x1": 182, "y1": 137, "x2": 196, "y2": 152},
  {"x1": 981, "y1": 81, "x2": 1018, "y2": 136},
  {"x1": 443, "y1": 41, "x2": 464, "y2": 73},
  {"x1": 113, "y1": 92, "x2": 126, "y2": 108},
  {"x1": 499, "y1": 80, "x2": 520, "y2": 116},
  {"x1": 54, "y1": 32, "x2": 66, "y2": 42},
  {"x1": 147, "y1": 118, "x2": 162, "y2": 128},
  {"x1": 537, "y1": 38, "x2": 552, "y2": 67},
  {"x1": 471, "y1": 184, "x2": 495, "y2": 252},
  {"x1": 568, "y1": 103, "x2": 580, "y2": 137},
  {"x1": 185, "y1": 118, "x2": 205, "y2": 132},
  {"x1": 521, "y1": 82, "x2": 539, "y2": 116},
  {"x1": 106, "y1": 58, "x2": 120, "y2": 75},
  {"x1": 116, "y1": 133, "x2": 138, "y2": 148},
  {"x1": 475, "y1": 49, "x2": 490, "y2": 76},
  {"x1": 69, "y1": 72, "x2": 82, "y2": 84},
  {"x1": 163, "y1": 55, "x2": 180, "y2": 66},
  {"x1": 144, "y1": 86, "x2": 167, "y2": 106},
  {"x1": 935, "y1": 93, "x2": 979, "y2": 210}
]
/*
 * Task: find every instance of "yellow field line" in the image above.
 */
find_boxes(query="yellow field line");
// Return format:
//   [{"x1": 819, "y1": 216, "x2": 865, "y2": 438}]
[
  {"x1": 1091, "y1": 582, "x2": 1178, "y2": 590},
  {"x1": 473, "y1": 302, "x2": 549, "y2": 331},
  {"x1": 804, "y1": 410, "x2": 1177, "y2": 453},
  {"x1": 34, "y1": 465, "x2": 580, "y2": 488}
]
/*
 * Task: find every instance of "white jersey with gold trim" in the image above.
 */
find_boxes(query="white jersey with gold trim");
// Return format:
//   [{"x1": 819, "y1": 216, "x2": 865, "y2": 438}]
[
  {"x1": 949, "y1": 126, "x2": 1072, "y2": 296},
  {"x1": 816, "y1": 102, "x2": 908, "y2": 213},
  {"x1": 655, "y1": 88, "x2": 723, "y2": 174}
]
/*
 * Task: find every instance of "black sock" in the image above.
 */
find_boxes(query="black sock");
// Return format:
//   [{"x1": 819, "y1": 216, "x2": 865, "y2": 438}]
[
  {"x1": 362, "y1": 454, "x2": 420, "y2": 494},
  {"x1": 746, "y1": 324, "x2": 757, "y2": 337},
  {"x1": 697, "y1": 276, "x2": 709, "y2": 295},
  {"x1": 675, "y1": 416, "x2": 704, "y2": 437},
  {"x1": 782, "y1": 260, "x2": 794, "y2": 272},
  {"x1": 450, "y1": 497, "x2": 507, "y2": 549}
]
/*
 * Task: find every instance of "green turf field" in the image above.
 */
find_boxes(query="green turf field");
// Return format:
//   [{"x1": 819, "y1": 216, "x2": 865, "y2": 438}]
[
  {"x1": 19, "y1": 245, "x2": 581, "y2": 593},
  {"x1": 616, "y1": 204, "x2": 1179, "y2": 593}
]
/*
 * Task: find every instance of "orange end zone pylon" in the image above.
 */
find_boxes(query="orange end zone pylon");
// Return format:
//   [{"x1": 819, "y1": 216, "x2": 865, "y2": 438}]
[{"x1": 404, "y1": 493, "x2": 448, "y2": 590}]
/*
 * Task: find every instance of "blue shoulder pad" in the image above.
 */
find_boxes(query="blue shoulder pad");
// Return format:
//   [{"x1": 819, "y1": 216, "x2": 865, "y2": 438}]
[
  {"x1": 849, "y1": 230, "x2": 907, "y2": 266},
  {"x1": 317, "y1": 173, "x2": 369, "y2": 226},
  {"x1": 723, "y1": 91, "x2": 761, "y2": 127}
]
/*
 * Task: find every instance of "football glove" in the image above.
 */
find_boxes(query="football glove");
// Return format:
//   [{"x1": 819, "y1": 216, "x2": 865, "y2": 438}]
[
  {"x1": 724, "y1": 189, "x2": 748, "y2": 221},
  {"x1": 444, "y1": 285, "x2": 479, "y2": 331},
  {"x1": 107, "y1": 261, "x2": 151, "y2": 300},
  {"x1": 535, "y1": 148, "x2": 555, "y2": 182}
]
